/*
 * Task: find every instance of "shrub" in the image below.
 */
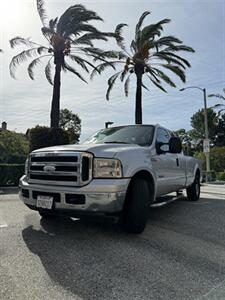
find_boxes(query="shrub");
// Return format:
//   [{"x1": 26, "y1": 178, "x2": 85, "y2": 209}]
[
  {"x1": 194, "y1": 147, "x2": 225, "y2": 172},
  {"x1": 0, "y1": 131, "x2": 29, "y2": 163},
  {"x1": 217, "y1": 172, "x2": 225, "y2": 181},
  {"x1": 28, "y1": 126, "x2": 70, "y2": 152},
  {"x1": 0, "y1": 164, "x2": 24, "y2": 186}
]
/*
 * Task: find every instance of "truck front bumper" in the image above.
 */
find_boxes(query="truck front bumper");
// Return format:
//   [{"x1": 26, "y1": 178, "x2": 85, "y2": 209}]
[{"x1": 19, "y1": 176, "x2": 130, "y2": 216}]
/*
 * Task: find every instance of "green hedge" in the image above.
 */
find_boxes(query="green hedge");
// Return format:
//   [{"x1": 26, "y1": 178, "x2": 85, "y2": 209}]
[
  {"x1": 217, "y1": 172, "x2": 225, "y2": 181},
  {"x1": 0, "y1": 164, "x2": 24, "y2": 187}
]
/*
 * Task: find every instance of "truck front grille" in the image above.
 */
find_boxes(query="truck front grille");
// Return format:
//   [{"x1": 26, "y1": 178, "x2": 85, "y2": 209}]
[{"x1": 28, "y1": 151, "x2": 93, "y2": 187}]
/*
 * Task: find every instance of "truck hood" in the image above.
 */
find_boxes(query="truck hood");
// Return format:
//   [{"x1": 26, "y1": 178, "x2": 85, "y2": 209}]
[{"x1": 32, "y1": 143, "x2": 142, "y2": 158}]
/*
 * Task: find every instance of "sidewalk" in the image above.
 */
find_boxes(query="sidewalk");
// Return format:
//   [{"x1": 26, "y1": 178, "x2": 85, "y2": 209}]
[
  {"x1": 0, "y1": 187, "x2": 18, "y2": 195},
  {"x1": 201, "y1": 183, "x2": 225, "y2": 200}
]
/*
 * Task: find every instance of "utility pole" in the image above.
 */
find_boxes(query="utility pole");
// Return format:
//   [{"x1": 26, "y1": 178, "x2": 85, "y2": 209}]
[{"x1": 180, "y1": 86, "x2": 211, "y2": 181}]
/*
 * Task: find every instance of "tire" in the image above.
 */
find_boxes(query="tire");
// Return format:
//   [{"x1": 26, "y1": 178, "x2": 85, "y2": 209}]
[
  {"x1": 186, "y1": 172, "x2": 200, "y2": 201},
  {"x1": 39, "y1": 210, "x2": 57, "y2": 219},
  {"x1": 122, "y1": 178, "x2": 152, "y2": 234}
]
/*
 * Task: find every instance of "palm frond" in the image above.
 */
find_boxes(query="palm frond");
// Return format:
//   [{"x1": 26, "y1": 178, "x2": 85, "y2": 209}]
[
  {"x1": 150, "y1": 35, "x2": 182, "y2": 51},
  {"x1": 161, "y1": 64, "x2": 186, "y2": 82},
  {"x1": 28, "y1": 57, "x2": 42, "y2": 80},
  {"x1": 155, "y1": 51, "x2": 191, "y2": 67},
  {"x1": 130, "y1": 40, "x2": 137, "y2": 53},
  {"x1": 72, "y1": 32, "x2": 106, "y2": 47},
  {"x1": 120, "y1": 69, "x2": 129, "y2": 82},
  {"x1": 139, "y1": 19, "x2": 171, "y2": 45},
  {"x1": 69, "y1": 55, "x2": 89, "y2": 73},
  {"x1": 164, "y1": 45, "x2": 195, "y2": 53},
  {"x1": 90, "y1": 61, "x2": 123, "y2": 79},
  {"x1": 49, "y1": 18, "x2": 58, "y2": 31},
  {"x1": 148, "y1": 75, "x2": 167, "y2": 93},
  {"x1": 151, "y1": 67, "x2": 176, "y2": 87},
  {"x1": 153, "y1": 35, "x2": 182, "y2": 47},
  {"x1": 57, "y1": 5, "x2": 103, "y2": 37},
  {"x1": 218, "y1": 108, "x2": 225, "y2": 115},
  {"x1": 37, "y1": 46, "x2": 48, "y2": 55},
  {"x1": 62, "y1": 62, "x2": 87, "y2": 83},
  {"x1": 9, "y1": 48, "x2": 43, "y2": 78},
  {"x1": 77, "y1": 47, "x2": 105, "y2": 56},
  {"x1": 106, "y1": 72, "x2": 121, "y2": 100},
  {"x1": 9, "y1": 37, "x2": 33, "y2": 48},
  {"x1": 36, "y1": 0, "x2": 48, "y2": 26},
  {"x1": 145, "y1": 67, "x2": 161, "y2": 83},
  {"x1": 142, "y1": 82, "x2": 149, "y2": 91},
  {"x1": 208, "y1": 93, "x2": 225, "y2": 101},
  {"x1": 152, "y1": 53, "x2": 187, "y2": 69},
  {"x1": 65, "y1": 24, "x2": 101, "y2": 38},
  {"x1": 115, "y1": 23, "x2": 128, "y2": 51},
  {"x1": 135, "y1": 11, "x2": 151, "y2": 38},
  {"x1": 41, "y1": 27, "x2": 55, "y2": 42},
  {"x1": 45, "y1": 57, "x2": 54, "y2": 85},
  {"x1": 124, "y1": 74, "x2": 131, "y2": 96},
  {"x1": 78, "y1": 47, "x2": 126, "y2": 61},
  {"x1": 69, "y1": 54, "x2": 99, "y2": 73},
  {"x1": 99, "y1": 50, "x2": 127, "y2": 60}
]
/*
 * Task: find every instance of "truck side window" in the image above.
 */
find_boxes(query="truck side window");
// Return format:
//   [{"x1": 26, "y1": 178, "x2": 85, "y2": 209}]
[{"x1": 156, "y1": 128, "x2": 170, "y2": 152}]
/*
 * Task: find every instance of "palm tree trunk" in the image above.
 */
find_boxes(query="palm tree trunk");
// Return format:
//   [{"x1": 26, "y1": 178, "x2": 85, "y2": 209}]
[
  {"x1": 135, "y1": 64, "x2": 144, "y2": 124},
  {"x1": 50, "y1": 63, "x2": 61, "y2": 128}
]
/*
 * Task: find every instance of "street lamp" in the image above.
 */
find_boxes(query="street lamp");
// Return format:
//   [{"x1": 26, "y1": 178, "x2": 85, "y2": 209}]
[{"x1": 180, "y1": 86, "x2": 210, "y2": 181}]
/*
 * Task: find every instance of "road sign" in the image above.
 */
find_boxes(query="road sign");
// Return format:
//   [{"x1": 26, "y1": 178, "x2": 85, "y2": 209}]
[{"x1": 203, "y1": 139, "x2": 210, "y2": 153}]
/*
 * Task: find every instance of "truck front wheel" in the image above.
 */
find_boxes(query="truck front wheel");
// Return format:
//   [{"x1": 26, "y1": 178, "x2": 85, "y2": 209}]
[
  {"x1": 186, "y1": 172, "x2": 200, "y2": 201},
  {"x1": 122, "y1": 178, "x2": 152, "y2": 234}
]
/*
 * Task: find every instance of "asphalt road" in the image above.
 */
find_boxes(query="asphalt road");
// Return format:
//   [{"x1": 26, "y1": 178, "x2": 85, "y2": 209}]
[{"x1": 0, "y1": 186, "x2": 225, "y2": 300}]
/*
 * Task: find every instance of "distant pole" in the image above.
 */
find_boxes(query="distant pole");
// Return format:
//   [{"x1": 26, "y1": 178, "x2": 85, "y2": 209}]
[
  {"x1": 180, "y1": 86, "x2": 211, "y2": 181},
  {"x1": 203, "y1": 88, "x2": 210, "y2": 180},
  {"x1": 105, "y1": 121, "x2": 114, "y2": 129}
]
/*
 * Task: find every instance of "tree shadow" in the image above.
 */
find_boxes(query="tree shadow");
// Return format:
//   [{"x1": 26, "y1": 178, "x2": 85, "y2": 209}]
[
  {"x1": 22, "y1": 198, "x2": 225, "y2": 299},
  {"x1": 22, "y1": 216, "x2": 149, "y2": 299}
]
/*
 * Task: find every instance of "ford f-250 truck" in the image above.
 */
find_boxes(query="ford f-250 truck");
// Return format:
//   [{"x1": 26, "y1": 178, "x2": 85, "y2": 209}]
[{"x1": 19, "y1": 124, "x2": 201, "y2": 233}]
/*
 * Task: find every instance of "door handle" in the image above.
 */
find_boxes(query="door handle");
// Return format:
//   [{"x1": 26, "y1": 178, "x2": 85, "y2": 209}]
[{"x1": 176, "y1": 158, "x2": 179, "y2": 167}]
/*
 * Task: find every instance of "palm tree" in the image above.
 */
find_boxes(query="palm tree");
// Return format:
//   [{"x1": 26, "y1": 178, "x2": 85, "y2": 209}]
[
  {"x1": 208, "y1": 89, "x2": 225, "y2": 115},
  {"x1": 91, "y1": 11, "x2": 195, "y2": 124},
  {"x1": 9, "y1": 0, "x2": 117, "y2": 127}
]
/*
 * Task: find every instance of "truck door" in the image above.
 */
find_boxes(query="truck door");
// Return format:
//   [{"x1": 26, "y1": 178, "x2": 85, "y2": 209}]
[{"x1": 152, "y1": 127, "x2": 177, "y2": 197}]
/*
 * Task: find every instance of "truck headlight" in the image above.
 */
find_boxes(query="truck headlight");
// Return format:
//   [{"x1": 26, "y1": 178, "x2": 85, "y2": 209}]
[
  {"x1": 93, "y1": 158, "x2": 122, "y2": 178},
  {"x1": 25, "y1": 159, "x2": 29, "y2": 176}
]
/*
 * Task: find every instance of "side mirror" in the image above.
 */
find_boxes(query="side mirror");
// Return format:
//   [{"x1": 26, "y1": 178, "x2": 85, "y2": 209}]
[
  {"x1": 155, "y1": 142, "x2": 169, "y2": 154},
  {"x1": 169, "y1": 137, "x2": 182, "y2": 154}
]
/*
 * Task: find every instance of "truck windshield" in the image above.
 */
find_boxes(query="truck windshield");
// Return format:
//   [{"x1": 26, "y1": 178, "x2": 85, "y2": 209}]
[{"x1": 83, "y1": 125, "x2": 155, "y2": 147}]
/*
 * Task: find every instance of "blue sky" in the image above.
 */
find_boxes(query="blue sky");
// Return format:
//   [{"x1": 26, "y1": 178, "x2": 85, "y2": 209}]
[{"x1": 0, "y1": 0, "x2": 224, "y2": 140}]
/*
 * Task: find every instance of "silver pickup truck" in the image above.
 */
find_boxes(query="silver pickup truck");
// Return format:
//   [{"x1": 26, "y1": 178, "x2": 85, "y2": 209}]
[{"x1": 19, "y1": 124, "x2": 201, "y2": 233}]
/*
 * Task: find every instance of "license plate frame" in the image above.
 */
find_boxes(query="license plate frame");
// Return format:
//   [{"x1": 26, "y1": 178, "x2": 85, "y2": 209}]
[{"x1": 37, "y1": 195, "x2": 53, "y2": 210}]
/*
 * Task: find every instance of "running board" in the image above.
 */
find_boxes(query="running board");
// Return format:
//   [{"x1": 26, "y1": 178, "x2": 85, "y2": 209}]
[{"x1": 151, "y1": 192, "x2": 184, "y2": 208}]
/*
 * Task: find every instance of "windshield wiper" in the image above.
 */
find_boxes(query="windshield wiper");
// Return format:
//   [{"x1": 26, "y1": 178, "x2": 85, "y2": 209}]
[{"x1": 103, "y1": 141, "x2": 130, "y2": 144}]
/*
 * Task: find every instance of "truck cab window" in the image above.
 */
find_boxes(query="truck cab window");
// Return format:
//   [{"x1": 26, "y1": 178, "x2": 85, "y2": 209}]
[{"x1": 156, "y1": 128, "x2": 170, "y2": 152}]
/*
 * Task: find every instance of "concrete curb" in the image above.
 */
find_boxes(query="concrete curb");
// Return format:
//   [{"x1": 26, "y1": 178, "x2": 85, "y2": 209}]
[{"x1": 0, "y1": 187, "x2": 18, "y2": 195}]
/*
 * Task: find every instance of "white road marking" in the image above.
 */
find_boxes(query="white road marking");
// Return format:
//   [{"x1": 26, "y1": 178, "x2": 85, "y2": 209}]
[{"x1": 0, "y1": 224, "x2": 8, "y2": 228}]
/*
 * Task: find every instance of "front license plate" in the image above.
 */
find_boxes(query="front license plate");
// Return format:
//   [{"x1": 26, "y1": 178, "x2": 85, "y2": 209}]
[{"x1": 37, "y1": 195, "x2": 53, "y2": 209}]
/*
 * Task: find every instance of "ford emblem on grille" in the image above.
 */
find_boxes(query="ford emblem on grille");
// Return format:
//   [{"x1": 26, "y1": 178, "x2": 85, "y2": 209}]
[{"x1": 43, "y1": 165, "x2": 56, "y2": 173}]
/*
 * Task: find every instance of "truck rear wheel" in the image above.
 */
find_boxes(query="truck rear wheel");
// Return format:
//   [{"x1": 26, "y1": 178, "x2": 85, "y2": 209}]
[
  {"x1": 122, "y1": 178, "x2": 152, "y2": 234},
  {"x1": 186, "y1": 172, "x2": 200, "y2": 201}
]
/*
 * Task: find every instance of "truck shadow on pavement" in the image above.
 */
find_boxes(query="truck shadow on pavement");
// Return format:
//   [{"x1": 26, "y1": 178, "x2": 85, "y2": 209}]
[{"x1": 22, "y1": 198, "x2": 225, "y2": 300}]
